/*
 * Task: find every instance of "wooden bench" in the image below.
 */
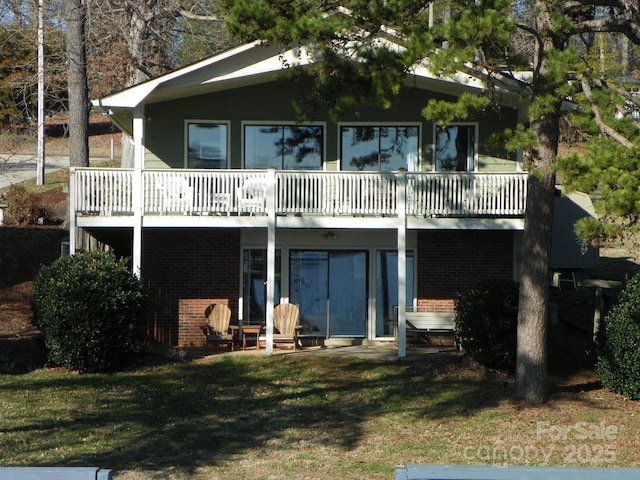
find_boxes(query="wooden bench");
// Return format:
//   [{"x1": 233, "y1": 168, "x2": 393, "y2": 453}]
[
  {"x1": 404, "y1": 311, "x2": 457, "y2": 347},
  {"x1": 395, "y1": 465, "x2": 640, "y2": 480},
  {"x1": 0, "y1": 467, "x2": 111, "y2": 480}
]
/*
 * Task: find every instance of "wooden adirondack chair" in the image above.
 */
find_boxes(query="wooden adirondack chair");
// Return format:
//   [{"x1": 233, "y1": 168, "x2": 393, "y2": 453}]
[
  {"x1": 272, "y1": 303, "x2": 301, "y2": 350},
  {"x1": 202, "y1": 303, "x2": 236, "y2": 351}
]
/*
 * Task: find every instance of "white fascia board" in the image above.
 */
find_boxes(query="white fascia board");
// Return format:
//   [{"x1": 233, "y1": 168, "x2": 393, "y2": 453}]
[
  {"x1": 92, "y1": 34, "x2": 526, "y2": 112},
  {"x1": 407, "y1": 62, "x2": 526, "y2": 108},
  {"x1": 143, "y1": 44, "x2": 311, "y2": 104},
  {"x1": 203, "y1": 45, "x2": 314, "y2": 85},
  {"x1": 92, "y1": 41, "x2": 263, "y2": 109},
  {"x1": 407, "y1": 64, "x2": 485, "y2": 95}
]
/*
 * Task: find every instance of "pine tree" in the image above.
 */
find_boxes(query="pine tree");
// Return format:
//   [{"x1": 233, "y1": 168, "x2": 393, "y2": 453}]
[{"x1": 222, "y1": 0, "x2": 640, "y2": 404}]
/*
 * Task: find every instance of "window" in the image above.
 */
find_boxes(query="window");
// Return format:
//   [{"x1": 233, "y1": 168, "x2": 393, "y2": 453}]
[
  {"x1": 242, "y1": 249, "x2": 281, "y2": 325},
  {"x1": 244, "y1": 124, "x2": 323, "y2": 170},
  {"x1": 186, "y1": 122, "x2": 228, "y2": 169},
  {"x1": 434, "y1": 124, "x2": 477, "y2": 171},
  {"x1": 340, "y1": 125, "x2": 419, "y2": 172}
]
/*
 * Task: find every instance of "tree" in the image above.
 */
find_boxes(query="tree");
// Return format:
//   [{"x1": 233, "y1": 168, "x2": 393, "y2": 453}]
[
  {"x1": 65, "y1": 0, "x2": 89, "y2": 167},
  {"x1": 555, "y1": 37, "x2": 640, "y2": 249},
  {"x1": 89, "y1": 0, "x2": 233, "y2": 167},
  {"x1": 222, "y1": 0, "x2": 640, "y2": 404},
  {"x1": 0, "y1": 3, "x2": 67, "y2": 126}
]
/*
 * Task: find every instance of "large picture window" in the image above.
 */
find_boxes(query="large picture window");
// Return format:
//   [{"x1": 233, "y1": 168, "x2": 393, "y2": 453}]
[
  {"x1": 434, "y1": 124, "x2": 477, "y2": 171},
  {"x1": 340, "y1": 125, "x2": 419, "y2": 172},
  {"x1": 186, "y1": 122, "x2": 228, "y2": 169},
  {"x1": 244, "y1": 124, "x2": 323, "y2": 170}
]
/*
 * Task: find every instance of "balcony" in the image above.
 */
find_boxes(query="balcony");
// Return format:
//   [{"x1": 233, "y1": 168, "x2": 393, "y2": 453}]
[{"x1": 71, "y1": 168, "x2": 527, "y2": 226}]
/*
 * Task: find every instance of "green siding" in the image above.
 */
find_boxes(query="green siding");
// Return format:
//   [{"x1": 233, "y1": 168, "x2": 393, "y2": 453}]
[{"x1": 143, "y1": 80, "x2": 519, "y2": 172}]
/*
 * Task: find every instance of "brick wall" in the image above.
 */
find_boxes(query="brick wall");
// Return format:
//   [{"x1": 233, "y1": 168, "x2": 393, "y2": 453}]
[
  {"x1": 139, "y1": 227, "x2": 513, "y2": 348},
  {"x1": 417, "y1": 230, "x2": 514, "y2": 313},
  {"x1": 142, "y1": 228, "x2": 240, "y2": 349},
  {"x1": 178, "y1": 298, "x2": 230, "y2": 348}
]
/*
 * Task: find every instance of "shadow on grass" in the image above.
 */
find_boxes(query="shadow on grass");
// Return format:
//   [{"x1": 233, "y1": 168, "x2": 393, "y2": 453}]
[{"x1": 0, "y1": 353, "x2": 600, "y2": 476}]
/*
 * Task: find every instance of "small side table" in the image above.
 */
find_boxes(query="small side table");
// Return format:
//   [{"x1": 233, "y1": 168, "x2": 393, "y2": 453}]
[{"x1": 240, "y1": 324, "x2": 262, "y2": 350}]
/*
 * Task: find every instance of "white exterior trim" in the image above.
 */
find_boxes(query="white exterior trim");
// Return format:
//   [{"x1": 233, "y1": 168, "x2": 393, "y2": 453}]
[
  {"x1": 183, "y1": 119, "x2": 231, "y2": 169},
  {"x1": 337, "y1": 122, "x2": 422, "y2": 172},
  {"x1": 241, "y1": 120, "x2": 327, "y2": 170},
  {"x1": 432, "y1": 122, "x2": 480, "y2": 172}
]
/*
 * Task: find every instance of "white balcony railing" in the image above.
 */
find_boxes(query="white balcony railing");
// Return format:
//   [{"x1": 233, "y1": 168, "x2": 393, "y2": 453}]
[
  {"x1": 72, "y1": 168, "x2": 135, "y2": 215},
  {"x1": 71, "y1": 168, "x2": 527, "y2": 218}
]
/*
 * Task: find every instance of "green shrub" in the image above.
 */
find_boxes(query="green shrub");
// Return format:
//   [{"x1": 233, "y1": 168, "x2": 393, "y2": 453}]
[
  {"x1": 5, "y1": 184, "x2": 41, "y2": 224},
  {"x1": 34, "y1": 250, "x2": 147, "y2": 373},
  {"x1": 596, "y1": 273, "x2": 640, "y2": 399},
  {"x1": 455, "y1": 280, "x2": 519, "y2": 371}
]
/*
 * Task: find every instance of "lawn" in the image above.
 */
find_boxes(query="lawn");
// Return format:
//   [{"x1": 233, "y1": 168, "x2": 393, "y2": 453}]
[{"x1": 0, "y1": 352, "x2": 638, "y2": 479}]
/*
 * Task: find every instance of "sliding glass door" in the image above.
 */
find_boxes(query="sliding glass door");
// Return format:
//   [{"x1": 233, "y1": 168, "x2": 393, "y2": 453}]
[
  {"x1": 375, "y1": 250, "x2": 415, "y2": 338},
  {"x1": 290, "y1": 250, "x2": 368, "y2": 338},
  {"x1": 244, "y1": 247, "x2": 411, "y2": 339}
]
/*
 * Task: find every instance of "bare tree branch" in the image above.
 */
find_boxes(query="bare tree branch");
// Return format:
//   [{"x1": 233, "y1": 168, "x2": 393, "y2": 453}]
[
  {"x1": 580, "y1": 75, "x2": 634, "y2": 147},
  {"x1": 177, "y1": 9, "x2": 218, "y2": 21}
]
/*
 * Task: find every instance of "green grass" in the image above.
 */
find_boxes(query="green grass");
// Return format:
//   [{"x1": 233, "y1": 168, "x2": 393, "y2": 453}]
[{"x1": 0, "y1": 354, "x2": 639, "y2": 479}]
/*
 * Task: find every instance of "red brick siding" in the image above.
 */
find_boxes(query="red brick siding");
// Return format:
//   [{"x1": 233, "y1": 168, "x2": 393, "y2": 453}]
[
  {"x1": 417, "y1": 230, "x2": 514, "y2": 313},
  {"x1": 179, "y1": 298, "x2": 230, "y2": 348},
  {"x1": 142, "y1": 228, "x2": 240, "y2": 348}
]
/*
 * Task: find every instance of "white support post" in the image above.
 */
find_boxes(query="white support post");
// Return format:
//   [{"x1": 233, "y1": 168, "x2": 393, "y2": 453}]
[
  {"x1": 265, "y1": 168, "x2": 277, "y2": 355},
  {"x1": 131, "y1": 108, "x2": 144, "y2": 277},
  {"x1": 68, "y1": 168, "x2": 77, "y2": 255},
  {"x1": 397, "y1": 169, "x2": 407, "y2": 358}
]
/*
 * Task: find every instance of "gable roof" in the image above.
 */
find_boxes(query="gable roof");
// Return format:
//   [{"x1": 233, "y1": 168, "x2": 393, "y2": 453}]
[{"x1": 94, "y1": 38, "x2": 524, "y2": 134}]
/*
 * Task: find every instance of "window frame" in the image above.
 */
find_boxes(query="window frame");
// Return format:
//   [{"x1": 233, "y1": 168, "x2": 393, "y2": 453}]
[
  {"x1": 338, "y1": 122, "x2": 421, "y2": 172},
  {"x1": 433, "y1": 122, "x2": 479, "y2": 172},
  {"x1": 241, "y1": 121, "x2": 326, "y2": 170},
  {"x1": 184, "y1": 120, "x2": 230, "y2": 169}
]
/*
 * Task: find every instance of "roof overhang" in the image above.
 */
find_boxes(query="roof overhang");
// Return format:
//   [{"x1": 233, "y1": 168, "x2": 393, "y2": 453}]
[{"x1": 93, "y1": 39, "x2": 527, "y2": 134}]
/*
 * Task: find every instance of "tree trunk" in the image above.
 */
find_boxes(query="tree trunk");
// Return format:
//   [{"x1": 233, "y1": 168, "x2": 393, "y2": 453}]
[
  {"x1": 120, "y1": 1, "x2": 151, "y2": 168},
  {"x1": 65, "y1": 0, "x2": 90, "y2": 167},
  {"x1": 515, "y1": 110, "x2": 558, "y2": 404}
]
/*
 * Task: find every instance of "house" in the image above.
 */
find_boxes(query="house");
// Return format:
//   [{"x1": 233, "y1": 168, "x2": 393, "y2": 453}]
[{"x1": 75, "y1": 39, "x2": 588, "y2": 357}]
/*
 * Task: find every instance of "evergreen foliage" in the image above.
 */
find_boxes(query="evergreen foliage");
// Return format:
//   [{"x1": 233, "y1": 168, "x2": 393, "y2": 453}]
[
  {"x1": 597, "y1": 273, "x2": 640, "y2": 400},
  {"x1": 455, "y1": 280, "x2": 519, "y2": 372},
  {"x1": 220, "y1": 0, "x2": 640, "y2": 404},
  {"x1": 556, "y1": 138, "x2": 640, "y2": 222},
  {"x1": 34, "y1": 250, "x2": 146, "y2": 373}
]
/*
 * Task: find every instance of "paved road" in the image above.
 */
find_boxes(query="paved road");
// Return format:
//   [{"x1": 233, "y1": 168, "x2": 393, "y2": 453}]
[{"x1": 0, "y1": 154, "x2": 70, "y2": 190}]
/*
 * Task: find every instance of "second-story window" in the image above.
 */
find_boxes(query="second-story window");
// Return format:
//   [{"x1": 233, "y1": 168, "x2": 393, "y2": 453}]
[
  {"x1": 186, "y1": 121, "x2": 228, "y2": 169},
  {"x1": 340, "y1": 125, "x2": 419, "y2": 172},
  {"x1": 244, "y1": 124, "x2": 323, "y2": 170},
  {"x1": 434, "y1": 124, "x2": 477, "y2": 172}
]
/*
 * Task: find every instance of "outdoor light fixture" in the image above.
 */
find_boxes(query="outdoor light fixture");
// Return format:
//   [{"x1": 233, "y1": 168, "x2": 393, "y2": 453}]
[{"x1": 323, "y1": 231, "x2": 337, "y2": 240}]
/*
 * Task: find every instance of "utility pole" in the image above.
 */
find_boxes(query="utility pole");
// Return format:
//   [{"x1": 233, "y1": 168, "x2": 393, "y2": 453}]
[{"x1": 37, "y1": 0, "x2": 45, "y2": 185}]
